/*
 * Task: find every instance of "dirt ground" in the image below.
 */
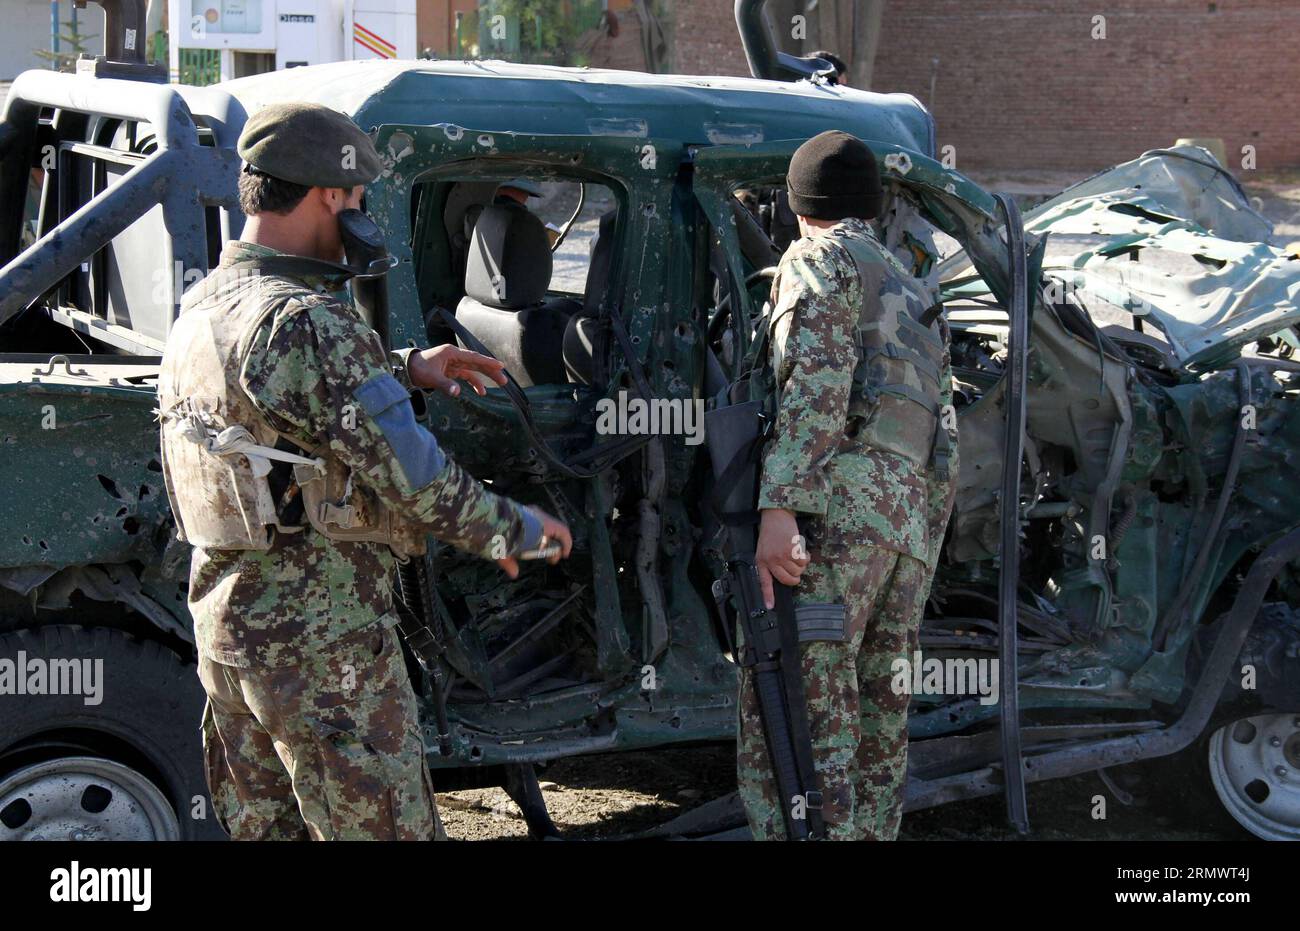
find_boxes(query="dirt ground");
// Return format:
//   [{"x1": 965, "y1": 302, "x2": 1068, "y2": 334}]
[{"x1": 436, "y1": 743, "x2": 1246, "y2": 841}]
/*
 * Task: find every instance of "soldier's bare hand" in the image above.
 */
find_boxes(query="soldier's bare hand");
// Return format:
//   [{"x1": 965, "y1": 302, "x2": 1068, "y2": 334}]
[
  {"x1": 408, "y1": 345, "x2": 508, "y2": 398},
  {"x1": 755, "y1": 508, "x2": 809, "y2": 609},
  {"x1": 494, "y1": 507, "x2": 573, "y2": 578},
  {"x1": 527, "y1": 506, "x2": 573, "y2": 563}
]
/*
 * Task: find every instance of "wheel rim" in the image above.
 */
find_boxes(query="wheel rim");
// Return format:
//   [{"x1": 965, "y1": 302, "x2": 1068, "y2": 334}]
[
  {"x1": 1207, "y1": 713, "x2": 1300, "y2": 841},
  {"x1": 0, "y1": 756, "x2": 180, "y2": 841}
]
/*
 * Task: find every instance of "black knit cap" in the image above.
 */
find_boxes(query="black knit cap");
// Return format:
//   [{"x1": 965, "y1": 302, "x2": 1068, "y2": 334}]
[{"x1": 786, "y1": 130, "x2": 883, "y2": 221}]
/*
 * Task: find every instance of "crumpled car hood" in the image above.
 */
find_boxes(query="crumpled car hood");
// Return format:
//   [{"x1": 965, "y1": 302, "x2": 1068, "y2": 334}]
[{"x1": 1024, "y1": 145, "x2": 1300, "y2": 369}]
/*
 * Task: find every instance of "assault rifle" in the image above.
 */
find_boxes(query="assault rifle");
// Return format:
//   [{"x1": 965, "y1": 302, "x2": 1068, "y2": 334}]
[
  {"x1": 395, "y1": 553, "x2": 455, "y2": 757},
  {"x1": 705, "y1": 396, "x2": 824, "y2": 840}
]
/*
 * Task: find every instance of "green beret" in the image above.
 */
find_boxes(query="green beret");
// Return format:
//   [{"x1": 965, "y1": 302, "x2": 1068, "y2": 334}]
[{"x1": 237, "y1": 102, "x2": 382, "y2": 188}]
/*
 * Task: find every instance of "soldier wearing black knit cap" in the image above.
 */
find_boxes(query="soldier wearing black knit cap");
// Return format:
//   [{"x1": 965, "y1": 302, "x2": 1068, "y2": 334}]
[{"x1": 738, "y1": 130, "x2": 958, "y2": 841}]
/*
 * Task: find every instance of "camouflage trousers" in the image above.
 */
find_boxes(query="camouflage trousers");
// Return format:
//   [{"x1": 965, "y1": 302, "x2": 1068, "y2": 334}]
[
  {"x1": 198, "y1": 623, "x2": 442, "y2": 840},
  {"x1": 737, "y1": 542, "x2": 931, "y2": 841}
]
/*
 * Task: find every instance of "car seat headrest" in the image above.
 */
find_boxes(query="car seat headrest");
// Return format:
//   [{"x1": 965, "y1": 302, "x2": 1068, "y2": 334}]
[{"x1": 464, "y1": 203, "x2": 552, "y2": 309}]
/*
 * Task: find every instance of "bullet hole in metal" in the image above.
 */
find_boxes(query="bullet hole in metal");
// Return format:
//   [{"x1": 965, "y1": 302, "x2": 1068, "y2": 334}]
[
  {"x1": 96, "y1": 474, "x2": 123, "y2": 499},
  {"x1": 147, "y1": 459, "x2": 162, "y2": 472},
  {"x1": 123, "y1": 517, "x2": 140, "y2": 535},
  {"x1": 388, "y1": 131, "x2": 413, "y2": 157}
]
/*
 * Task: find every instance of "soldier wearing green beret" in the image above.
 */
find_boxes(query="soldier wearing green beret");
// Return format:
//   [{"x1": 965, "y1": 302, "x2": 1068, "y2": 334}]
[
  {"x1": 737, "y1": 130, "x2": 958, "y2": 840},
  {"x1": 156, "y1": 102, "x2": 573, "y2": 840}
]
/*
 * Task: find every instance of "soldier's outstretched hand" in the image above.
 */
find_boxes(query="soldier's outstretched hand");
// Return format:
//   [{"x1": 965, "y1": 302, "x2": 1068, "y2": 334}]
[
  {"x1": 495, "y1": 506, "x2": 573, "y2": 578},
  {"x1": 755, "y1": 507, "x2": 809, "y2": 609},
  {"x1": 408, "y1": 344, "x2": 509, "y2": 397}
]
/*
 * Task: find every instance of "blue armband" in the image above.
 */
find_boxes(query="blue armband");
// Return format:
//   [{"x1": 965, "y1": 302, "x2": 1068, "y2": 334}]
[
  {"x1": 354, "y1": 373, "x2": 446, "y2": 489},
  {"x1": 515, "y1": 505, "x2": 543, "y2": 554}
]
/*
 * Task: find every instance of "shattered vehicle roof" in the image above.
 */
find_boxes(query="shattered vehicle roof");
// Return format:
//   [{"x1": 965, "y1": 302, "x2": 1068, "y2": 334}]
[
  {"x1": 217, "y1": 58, "x2": 935, "y2": 154},
  {"x1": 1023, "y1": 145, "x2": 1300, "y2": 368}
]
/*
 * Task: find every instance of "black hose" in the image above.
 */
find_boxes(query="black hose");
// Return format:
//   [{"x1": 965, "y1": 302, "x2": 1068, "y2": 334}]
[{"x1": 707, "y1": 266, "x2": 778, "y2": 346}]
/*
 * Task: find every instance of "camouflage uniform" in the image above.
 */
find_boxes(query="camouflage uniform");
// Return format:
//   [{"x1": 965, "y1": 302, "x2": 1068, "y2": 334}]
[
  {"x1": 164, "y1": 241, "x2": 540, "y2": 840},
  {"x1": 737, "y1": 217, "x2": 958, "y2": 841}
]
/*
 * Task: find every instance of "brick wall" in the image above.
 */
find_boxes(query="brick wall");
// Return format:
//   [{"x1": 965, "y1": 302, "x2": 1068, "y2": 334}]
[
  {"x1": 665, "y1": 0, "x2": 752, "y2": 77},
  {"x1": 662, "y1": 0, "x2": 1300, "y2": 173},
  {"x1": 872, "y1": 0, "x2": 1300, "y2": 173},
  {"x1": 417, "y1": 0, "x2": 480, "y2": 57}
]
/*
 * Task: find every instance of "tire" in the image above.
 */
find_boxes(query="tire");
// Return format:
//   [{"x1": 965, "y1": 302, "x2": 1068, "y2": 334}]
[
  {"x1": 0, "y1": 625, "x2": 224, "y2": 840},
  {"x1": 1205, "y1": 712, "x2": 1300, "y2": 841}
]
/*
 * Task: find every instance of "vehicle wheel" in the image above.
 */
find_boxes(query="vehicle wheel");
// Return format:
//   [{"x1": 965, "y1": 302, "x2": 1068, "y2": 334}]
[
  {"x1": 1207, "y1": 713, "x2": 1300, "y2": 841},
  {"x1": 0, "y1": 756, "x2": 179, "y2": 840},
  {"x1": 0, "y1": 625, "x2": 222, "y2": 841}
]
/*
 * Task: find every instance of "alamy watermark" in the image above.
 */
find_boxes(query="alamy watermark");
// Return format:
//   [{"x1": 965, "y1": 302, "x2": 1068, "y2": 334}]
[
  {"x1": 50, "y1": 861, "x2": 151, "y2": 911},
  {"x1": 595, "y1": 390, "x2": 705, "y2": 446},
  {"x1": 0, "y1": 652, "x2": 103, "y2": 706},
  {"x1": 891, "y1": 651, "x2": 999, "y2": 706}
]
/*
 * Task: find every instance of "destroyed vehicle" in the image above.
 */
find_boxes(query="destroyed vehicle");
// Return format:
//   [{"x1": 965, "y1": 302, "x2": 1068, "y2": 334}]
[{"x1": 0, "y1": 0, "x2": 1296, "y2": 841}]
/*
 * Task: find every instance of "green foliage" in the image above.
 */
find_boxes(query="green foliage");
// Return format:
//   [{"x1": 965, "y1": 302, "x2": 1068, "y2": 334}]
[
  {"x1": 32, "y1": 18, "x2": 98, "y2": 73},
  {"x1": 477, "y1": 0, "x2": 606, "y2": 67}
]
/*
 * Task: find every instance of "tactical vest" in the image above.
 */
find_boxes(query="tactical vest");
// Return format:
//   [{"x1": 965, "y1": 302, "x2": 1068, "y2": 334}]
[
  {"x1": 835, "y1": 234, "x2": 951, "y2": 481},
  {"x1": 157, "y1": 268, "x2": 424, "y2": 556}
]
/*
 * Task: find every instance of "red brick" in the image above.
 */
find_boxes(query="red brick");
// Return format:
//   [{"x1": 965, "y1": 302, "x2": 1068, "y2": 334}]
[{"x1": 663, "y1": 0, "x2": 1299, "y2": 172}]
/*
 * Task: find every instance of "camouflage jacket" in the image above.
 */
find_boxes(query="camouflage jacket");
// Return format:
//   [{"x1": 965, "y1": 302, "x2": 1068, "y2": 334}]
[
  {"x1": 758, "y1": 218, "x2": 958, "y2": 565},
  {"x1": 173, "y1": 241, "x2": 539, "y2": 667}
]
